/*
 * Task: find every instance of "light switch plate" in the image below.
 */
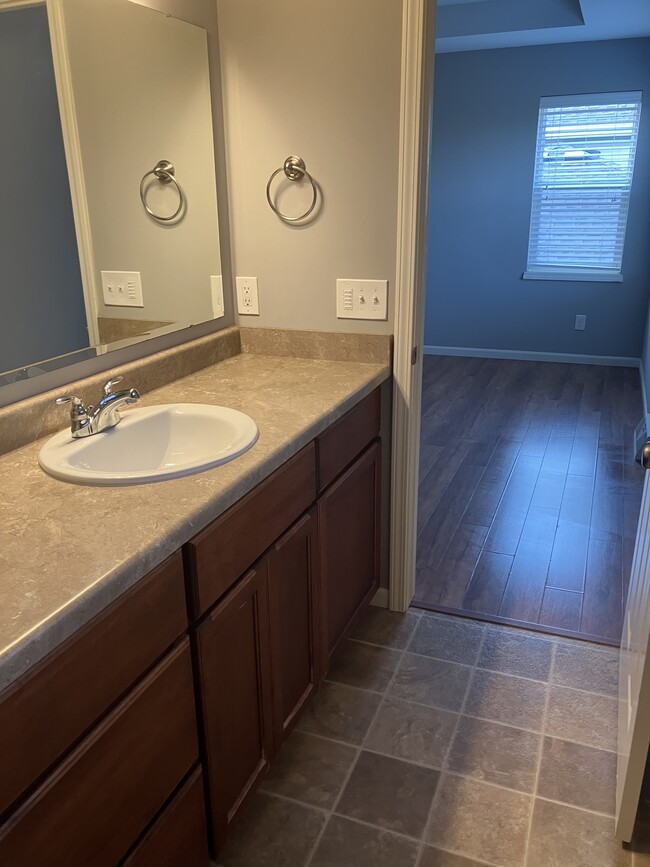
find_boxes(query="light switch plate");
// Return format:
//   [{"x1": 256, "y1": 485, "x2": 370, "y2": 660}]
[
  {"x1": 101, "y1": 271, "x2": 144, "y2": 308},
  {"x1": 336, "y1": 279, "x2": 388, "y2": 320},
  {"x1": 210, "y1": 275, "x2": 225, "y2": 319},
  {"x1": 236, "y1": 276, "x2": 260, "y2": 316}
]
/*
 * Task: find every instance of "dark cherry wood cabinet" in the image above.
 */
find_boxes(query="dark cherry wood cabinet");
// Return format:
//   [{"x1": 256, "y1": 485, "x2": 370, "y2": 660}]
[
  {"x1": 267, "y1": 508, "x2": 320, "y2": 744},
  {"x1": 318, "y1": 442, "x2": 382, "y2": 670},
  {"x1": 122, "y1": 768, "x2": 210, "y2": 867},
  {"x1": 0, "y1": 385, "x2": 386, "y2": 864},
  {"x1": 195, "y1": 561, "x2": 274, "y2": 851},
  {"x1": 0, "y1": 552, "x2": 187, "y2": 818},
  {"x1": 0, "y1": 554, "x2": 210, "y2": 867},
  {"x1": 195, "y1": 510, "x2": 321, "y2": 852},
  {"x1": 0, "y1": 640, "x2": 199, "y2": 867}
]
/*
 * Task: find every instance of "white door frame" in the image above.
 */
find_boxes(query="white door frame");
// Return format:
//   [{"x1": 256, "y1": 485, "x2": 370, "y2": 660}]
[
  {"x1": 0, "y1": 0, "x2": 101, "y2": 347},
  {"x1": 389, "y1": 0, "x2": 436, "y2": 611}
]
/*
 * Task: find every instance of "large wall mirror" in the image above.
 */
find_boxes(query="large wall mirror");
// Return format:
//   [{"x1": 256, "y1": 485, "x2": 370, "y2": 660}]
[{"x1": 0, "y1": 0, "x2": 223, "y2": 388}]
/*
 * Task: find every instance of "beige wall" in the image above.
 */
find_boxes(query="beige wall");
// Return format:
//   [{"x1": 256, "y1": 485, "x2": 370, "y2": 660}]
[
  {"x1": 64, "y1": 0, "x2": 221, "y2": 325},
  {"x1": 217, "y1": 0, "x2": 402, "y2": 334}
]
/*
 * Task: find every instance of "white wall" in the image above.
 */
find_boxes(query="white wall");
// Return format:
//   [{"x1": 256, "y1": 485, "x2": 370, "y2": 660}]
[{"x1": 216, "y1": 0, "x2": 402, "y2": 334}]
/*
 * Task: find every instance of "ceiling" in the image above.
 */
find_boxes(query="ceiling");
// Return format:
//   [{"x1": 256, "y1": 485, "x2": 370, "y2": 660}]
[{"x1": 436, "y1": 0, "x2": 650, "y2": 53}]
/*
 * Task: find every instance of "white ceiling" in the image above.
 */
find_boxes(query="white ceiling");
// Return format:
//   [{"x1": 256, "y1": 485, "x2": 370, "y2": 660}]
[{"x1": 436, "y1": 0, "x2": 650, "y2": 53}]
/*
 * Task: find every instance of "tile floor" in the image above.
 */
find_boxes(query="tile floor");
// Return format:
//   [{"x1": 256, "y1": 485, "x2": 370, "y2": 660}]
[{"x1": 216, "y1": 608, "x2": 650, "y2": 867}]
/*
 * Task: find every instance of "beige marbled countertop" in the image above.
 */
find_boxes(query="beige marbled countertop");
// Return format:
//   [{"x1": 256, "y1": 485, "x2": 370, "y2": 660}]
[{"x1": 0, "y1": 352, "x2": 390, "y2": 691}]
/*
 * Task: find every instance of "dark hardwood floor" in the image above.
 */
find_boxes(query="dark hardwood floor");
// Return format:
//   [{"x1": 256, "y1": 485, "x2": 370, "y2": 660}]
[{"x1": 414, "y1": 354, "x2": 646, "y2": 645}]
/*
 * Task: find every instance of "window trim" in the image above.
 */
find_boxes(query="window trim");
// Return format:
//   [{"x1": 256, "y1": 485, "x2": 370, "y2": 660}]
[
  {"x1": 524, "y1": 90, "x2": 642, "y2": 282},
  {"x1": 522, "y1": 269, "x2": 624, "y2": 283}
]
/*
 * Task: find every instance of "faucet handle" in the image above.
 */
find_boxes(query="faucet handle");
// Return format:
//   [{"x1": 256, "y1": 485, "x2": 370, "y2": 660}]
[
  {"x1": 103, "y1": 376, "x2": 123, "y2": 396},
  {"x1": 56, "y1": 395, "x2": 86, "y2": 411}
]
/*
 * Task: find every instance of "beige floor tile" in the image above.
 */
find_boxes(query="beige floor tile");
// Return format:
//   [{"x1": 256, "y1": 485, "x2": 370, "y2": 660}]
[
  {"x1": 526, "y1": 799, "x2": 631, "y2": 867},
  {"x1": 336, "y1": 750, "x2": 440, "y2": 839},
  {"x1": 365, "y1": 696, "x2": 458, "y2": 768},
  {"x1": 297, "y1": 681, "x2": 382, "y2": 745},
  {"x1": 478, "y1": 627, "x2": 554, "y2": 681},
  {"x1": 326, "y1": 640, "x2": 402, "y2": 693},
  {"x1": 446, "y1": 716, "x2": 540, "y2": 793},
  {"x1": 216, "y1": 791, "x2": 326, "y2": 867},
  {"x1": 552, "y1": 641, "x2": 619, "y2": 697},
  {"x1": 464, "y1": 669, "x2": 546, "y2": 731},
  {"x1": 309, "y1": 815, "x2": 420, "y2": 867},
  {"x1": 260, "y1": 731, "x2": 357, "y2": 809},
  {"x1": 389, "y1": 653, "x2": 472, "y2": 712},
  {"x1": 408, "y1": 614, "x2": 485, "y2": 665},
  {"x1": 537, "y1": 736, "x2": 617, "y2": 815},
  {"x1": 419, "y1": 848, "x2": 492, "y2": 867},
  {"x1": 426, "y1": 775, "x2": 531, "y2": 867},
  {"x1": 544, "y1": 685, "x2": 618, "y2": 751},
  {"x1": 352, "y1": 607, "x2": 420, "y2": 649}
]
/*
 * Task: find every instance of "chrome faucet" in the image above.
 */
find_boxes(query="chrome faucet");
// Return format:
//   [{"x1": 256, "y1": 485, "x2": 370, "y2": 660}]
[{"x1": 56, "y1": 377, "x2": 140, "y2": 438}]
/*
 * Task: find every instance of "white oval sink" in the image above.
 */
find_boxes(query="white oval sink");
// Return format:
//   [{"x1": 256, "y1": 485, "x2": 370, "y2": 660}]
[{"x1": 38, "y1": 403, "x2": 258, "y2": 486}]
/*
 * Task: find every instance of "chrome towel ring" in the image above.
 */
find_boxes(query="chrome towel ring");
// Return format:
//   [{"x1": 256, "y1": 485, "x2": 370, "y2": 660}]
[
  {"x1": 266, "y1": 155, "x2": 318, "y2": 223},
  {"x1": 139, "y1": 159, "x2": 184, "y2": 222}
]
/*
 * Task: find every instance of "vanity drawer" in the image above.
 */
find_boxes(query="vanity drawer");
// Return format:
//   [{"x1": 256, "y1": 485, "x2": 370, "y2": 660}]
[
  {"x1": 186, "y1": 442, "x2": 317, "y2": 616},
  {"x1": 0, "y1": 639, "x2": 198, "y2": 867},
  {"x1": 122, "y1": 767, "x2": 209, "y2": 867},
  {"x1": 317, "y1": 388, "x2": 381, "y2": 491},
  {"x1": 0, "y1": 551, "x2": 187, "y2": 817}
]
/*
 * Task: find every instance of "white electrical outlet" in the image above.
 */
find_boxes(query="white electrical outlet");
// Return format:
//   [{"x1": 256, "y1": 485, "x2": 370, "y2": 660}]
[
  {"x1": 101, "y1": 271, "x2": 143, "y2": 308},
  {"x1": 236, "y1": 276, "x2": 260, "y2": 316},
  {"x1": 210, "y1": 275, "x2": 225, "y2": 319},
  {"x1": 336, "y1": 279, "x2": 388, "y2": 321},
  {"x1": 575, "y1": 314, "x2": 587, "y2": 331}
]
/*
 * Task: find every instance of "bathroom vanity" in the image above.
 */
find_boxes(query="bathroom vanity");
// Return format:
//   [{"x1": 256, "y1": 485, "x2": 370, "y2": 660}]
[{"x1": 0, "y1": 329, "x2": 390, "y2": 864}]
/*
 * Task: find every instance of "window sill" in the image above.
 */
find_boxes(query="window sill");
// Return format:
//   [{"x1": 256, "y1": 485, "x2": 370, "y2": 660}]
[{"x1": 522, "y1": 270, "x2": 623, "y2": 283}]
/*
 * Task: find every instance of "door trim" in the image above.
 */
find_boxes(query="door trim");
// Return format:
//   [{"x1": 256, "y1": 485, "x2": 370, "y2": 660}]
[{"x1": 389, "y1": 0, "x2": 436, "y2": 611}]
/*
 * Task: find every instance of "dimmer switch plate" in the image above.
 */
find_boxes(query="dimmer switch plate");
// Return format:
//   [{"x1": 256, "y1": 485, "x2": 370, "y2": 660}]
[
  {"x1": 336, "y1": 279, "x2": 388, "y2": 320},
  {"x1": 101, "y1": 271, "x2": 143, "y2": 308}
]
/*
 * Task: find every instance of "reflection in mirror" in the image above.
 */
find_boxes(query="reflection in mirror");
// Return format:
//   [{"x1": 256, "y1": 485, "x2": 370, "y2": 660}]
[
  {"x1": 0, "y1": 0, "x2": 222, "y2": 388},
  {"x1": 0, "y1": 3, "x2": 88, "y2": 378}
]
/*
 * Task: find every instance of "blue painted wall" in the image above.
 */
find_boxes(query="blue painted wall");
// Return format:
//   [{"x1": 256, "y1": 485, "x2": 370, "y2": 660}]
[
  {"x1": 0, "y1": 5, "x2": 88, "y2": 374},
  {"x1": 425, "y1": 38, "x2": 650, "y2": 358}
]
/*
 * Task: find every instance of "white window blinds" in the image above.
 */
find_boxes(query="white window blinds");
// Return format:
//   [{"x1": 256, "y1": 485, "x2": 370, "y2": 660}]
[{"x1": 525, "y1": 92, "x2": 642, "y2": 280}]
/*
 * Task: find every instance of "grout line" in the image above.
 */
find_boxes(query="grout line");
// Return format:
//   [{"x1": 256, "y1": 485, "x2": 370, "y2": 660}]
[
  {"x1": 305, "y1": 637, "x2": 410, "y2": 866},
  {"x1": 523, "y1": 642, "x2": 553, "y2": 866},
  {"x1": 415, "y1": 626, "x2": 488, "y2": 864}
]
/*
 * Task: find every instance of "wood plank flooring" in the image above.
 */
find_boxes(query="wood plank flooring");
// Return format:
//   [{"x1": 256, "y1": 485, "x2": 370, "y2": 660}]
[{"x1": 414, "y1": 355, "x2": 646, "y2": 645}]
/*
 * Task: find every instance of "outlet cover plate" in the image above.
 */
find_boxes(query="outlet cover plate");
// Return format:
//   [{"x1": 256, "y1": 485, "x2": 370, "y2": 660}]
[
  {"x1": 236, "y1": 276, "x2": 260, "y2": 316},
  {"x1": 336, "y1": 279, "x2": 388, "y2": 320},
  {"x1": 101, "y1": 271, "x2": 143, "y2": 308}
]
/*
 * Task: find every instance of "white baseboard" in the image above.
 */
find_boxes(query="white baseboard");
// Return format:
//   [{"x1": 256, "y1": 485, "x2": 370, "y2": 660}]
[
  {"x1": 423, "y1": 345, "x2": 640, "y2": 368},
  {"x1": 370, "y1": 587, "x2": 389, "y2": 608}
]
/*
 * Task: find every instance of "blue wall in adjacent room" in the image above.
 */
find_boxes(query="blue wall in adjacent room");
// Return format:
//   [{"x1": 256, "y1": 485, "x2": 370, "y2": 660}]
[
  {"x1": 0, "y1": 4, "x2": 88, "y2": 374},
  {"x1": 425, "y1": 38, "x2": 650, "y2": 358}
]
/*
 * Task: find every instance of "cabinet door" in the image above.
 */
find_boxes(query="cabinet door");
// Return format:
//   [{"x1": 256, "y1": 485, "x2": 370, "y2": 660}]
[
  {"x1": 318, "y1": 441, "x2": 381, "y2": 670},
  {"x1": 0, "y1": 640, "x2": 198, "y2": 867},
  {"x1": 268, "y1": 510, "x2": 320, "y2": 745},
  {"x1": 195, "y1": 562, "x2": 274, "y2": 852}
]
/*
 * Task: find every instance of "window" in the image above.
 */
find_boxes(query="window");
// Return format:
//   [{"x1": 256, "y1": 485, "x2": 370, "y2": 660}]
[{"x1": 524, "y1": 92, "x2": 642, "y2": 282}]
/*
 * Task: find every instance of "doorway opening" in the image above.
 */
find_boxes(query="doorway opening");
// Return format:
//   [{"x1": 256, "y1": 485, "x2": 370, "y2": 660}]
[{"x1": 413, "y1": 19, "x2": 650, "y2": 646}]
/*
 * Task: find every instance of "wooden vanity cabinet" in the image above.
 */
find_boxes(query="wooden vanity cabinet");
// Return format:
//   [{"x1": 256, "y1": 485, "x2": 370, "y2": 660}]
[
  {"x1": 267, "y1": 508, "x2": 320, "y2": 742},
  {"x1": 318, "y1": 442, "x2": 381, "y2": 670},
  {"x1": 189, "y1": 388, "x2": 383, "y2": 854},
  {"x1": 194, "y1": 509, "x2": 320, "y2": 852},
  {"x1": 316, "y1": 390, "x2": 382, "y2": 671},
  {"x1": 0, "y1": 552, "x2": 210, "y2": 867},
  {"x1": 195, "y1": 560, "x2": 275, "y2": 851}
]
